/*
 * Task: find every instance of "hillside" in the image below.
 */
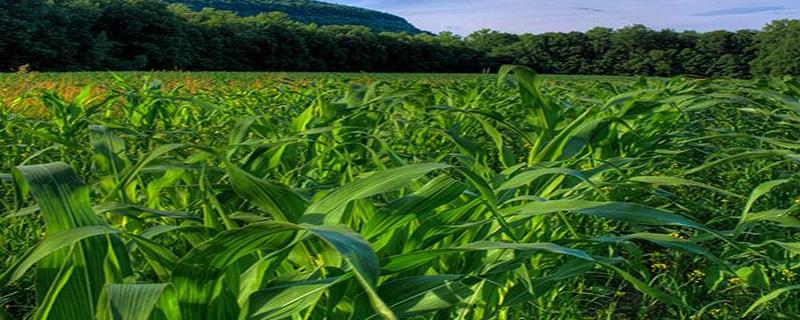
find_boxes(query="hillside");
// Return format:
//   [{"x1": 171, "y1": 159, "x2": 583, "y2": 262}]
[{"x1": 163, "y1": 0, "x2": 423, "y2": 33}]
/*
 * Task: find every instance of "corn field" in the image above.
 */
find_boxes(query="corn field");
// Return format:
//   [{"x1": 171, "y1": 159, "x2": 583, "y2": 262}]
[{"x1": 1, "y1": 67, "x2": 799, "y2": 319}]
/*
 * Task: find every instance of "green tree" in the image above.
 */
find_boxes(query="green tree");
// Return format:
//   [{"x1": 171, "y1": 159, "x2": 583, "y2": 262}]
[
  {"x1": 751, "y1": 20, "x2": 800, "y2": 76},
  {"x1": 465, "y1": 29, "x2": 519, "y2": 66}
]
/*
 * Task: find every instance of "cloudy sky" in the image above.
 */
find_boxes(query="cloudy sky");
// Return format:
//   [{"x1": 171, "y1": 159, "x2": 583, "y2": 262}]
[{"x1": 328, "y1": 0, "x2": 800, "y2": 34}]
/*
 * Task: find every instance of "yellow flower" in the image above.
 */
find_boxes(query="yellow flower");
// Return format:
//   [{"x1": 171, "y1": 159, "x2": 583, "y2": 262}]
[
  {"x1": 781, "y1": 269, "x2": 797, "y2": 281},
  {"x1": 651, "y1": 263, "x2": 669, "y2": 273},
  {"x1": 728, "y1": 277, "x2": 743, "y2": 285},
  {"x1": 709, "y1": 308, "x2": 722, "y2": 317},
  {"x1": 688, "y1": 269, "x2": 705, "y2": 283},
  {"x1": 669, "y1": 231, "x2": 688, "y2": 239}
]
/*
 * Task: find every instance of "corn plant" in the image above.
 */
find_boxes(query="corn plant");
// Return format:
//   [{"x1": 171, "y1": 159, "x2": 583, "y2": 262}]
[{"x1": 1, "y1": 67, "x2": 799, "y2": 319}]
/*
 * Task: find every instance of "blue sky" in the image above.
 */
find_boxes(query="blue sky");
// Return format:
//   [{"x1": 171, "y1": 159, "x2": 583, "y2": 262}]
[{"x1": 328, "y1": 0, "x2": 800, "y2": 34}]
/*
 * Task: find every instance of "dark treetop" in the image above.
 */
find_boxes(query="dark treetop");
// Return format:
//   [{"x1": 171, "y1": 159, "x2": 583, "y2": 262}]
[{"x1": 162, "y1": 0, "x2": 422, "y2": 33}]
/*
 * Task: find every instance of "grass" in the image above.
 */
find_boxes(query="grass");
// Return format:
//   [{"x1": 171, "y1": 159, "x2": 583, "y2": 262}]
[{"x1": 1, "y1": 67, "x2": 799, "y2": 320}]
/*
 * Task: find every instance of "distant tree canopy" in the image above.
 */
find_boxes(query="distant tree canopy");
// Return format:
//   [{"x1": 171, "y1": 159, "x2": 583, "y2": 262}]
[
  {"x1": 470, "y1": 26, "x2": 760, "y2": 78},
  {"x1": 0, "y1": 0, "x2": 799, "y2": 77},
  {"x1": 750, "y1": 20, "x2": 800, "y2": 76},
  {"x1": 0, "y1": 0, "x2": 481, "y2": 72},
  {"x1": 163, "y1": 0, "x2": 422, "y2": 33}
]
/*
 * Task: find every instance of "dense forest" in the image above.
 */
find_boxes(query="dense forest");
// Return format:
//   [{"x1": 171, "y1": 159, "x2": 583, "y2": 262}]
[
  {"x1": 162, "y1": 0, "x2": 422, "y2": 33},
  {"x1": 1, "y1": 0, "x2": 799, "y2": 76}
]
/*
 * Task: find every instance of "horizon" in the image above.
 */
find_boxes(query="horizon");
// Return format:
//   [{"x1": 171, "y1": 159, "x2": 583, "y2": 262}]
[{"x1": 329, "y1": 0, "x2": 800, "y2": 35}]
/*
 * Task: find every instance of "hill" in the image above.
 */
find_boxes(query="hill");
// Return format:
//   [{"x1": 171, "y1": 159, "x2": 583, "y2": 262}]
[{"x1": 163, "y1": 0, "x2": 423, "y2": 33}]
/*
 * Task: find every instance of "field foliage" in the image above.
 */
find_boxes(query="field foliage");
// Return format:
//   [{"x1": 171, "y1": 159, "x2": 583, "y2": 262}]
[{"x1": 1, "y1": 68, "x2": 799, "y2": 319}]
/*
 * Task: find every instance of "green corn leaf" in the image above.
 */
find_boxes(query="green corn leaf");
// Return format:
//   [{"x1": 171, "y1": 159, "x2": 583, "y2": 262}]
[
  {"x1": 34, "y1": 258, "x2": 77, "y2": 319},
  {"x1": 304, "y1": 224, "x2": 396, "y2": 320},
  {"x1": 383, "y1": 241, "x2": 595, "y2": 273},
  {"x1": 602, "y1": 264, "x2": 688, "y2": 310},
  {"x1": 682, "y1": 150, "x2": 794, "y2": 176},
  {"x1": 228, "y1": 116, "x2": 259, "y2": 149},
  {"x1": 593, "y1": 233, "x2": 725, "y2": 266},
  {"x1": 245, "y1": 277, "x2": 344, "y2": 320},
  {"x1": 226, "y1": 163, "x2": 307, "y2": 223},
  {"x1": 95, "y1": 203, "x2": 201, "y2": 221},
  {"x1": 1, "y1": 205, "x2": 39, "y2": 221},
  {"x1": 744, "y1": 179, "x2": 792, "y2": 215},
  {"x1": 476, "y1": 117, "x2": 515, "y2": 167},
  {"x1": 354, "y1": 275, "x2": 473, "y2": 320},
  {"x1": 742, "y1": 285, "x2": 800, "y2": 317},
  {"x1": 511, "y1": 199, "x2": 705, "y2": 229},
  {"x1": 236, "y1": 251, "x2": 291, "y2": 307},
  {"x1": 502, "y1": 259, "x2": 596, "y2": 308},
  {"x1": 304, "y1": 163, "x2": 450, "y2": 224},
  {"x1": 497, "y1": 65, "x2": 556, "y2": 132},
  {"x1": 89, "y1": 125, "x2": 130, "y2": 176},
  {"x1": 774, "y1": 242, "x2": 800, "y2": 254},
  {"x1": 362, "y1": 175, "x2": 466, "y2": 244},
  {"x1": 11, "y1": 163, "x2": 133, "y2": 320},
  {"x1": 170, "y1": 222, "x2": 301, "y2": 319},
  {"x1": 0, "y1": 225, "x2": 120, "y2": 286},
  {"x1": 548, "y1": 116, "x2": 631, "y2": 163},
  {"x1": 735, "y1": 179, "x2": 792, "y2": 236},
  {"x1": 102, "y1": 144, "x2": 187, "y2": 203},
  {"x1": 630, "y1": 176, "x2": 744, "y2": 198},
  {"x1": 499, "y1": 167, "x2": 598, "y2": 192},
  {"x1": 171, "y1": 221, "x2": 395, "y2": 320},
  {"x1": 97, "y1": 283, "x2": 178, "y2": 320},
  {"x1": 126, "y1": 235, "x2": 179, "y2": 281},
  {"x1": 458, "y1": 241, "x2": 595, "y2": 261},
  {"x1": 739, "y1": 209, "x2": 800, "y2": 229}
]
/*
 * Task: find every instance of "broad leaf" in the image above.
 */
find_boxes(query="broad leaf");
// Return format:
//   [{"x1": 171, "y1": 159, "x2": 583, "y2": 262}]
[
  {"x1": 304, "y1": 163, "x2": 449, "y2": 224},
  {"x1": 510, "y1": 199, "x2": 704, "y2": 229},
  {"x1": 11, "y1": 163, "x2": 132, "y2": 320}
]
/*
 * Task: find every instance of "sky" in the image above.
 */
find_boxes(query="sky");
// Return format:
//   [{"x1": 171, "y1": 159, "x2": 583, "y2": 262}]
[{"x1": 328, "y1": 0, "x2": 800, "y2": 35}]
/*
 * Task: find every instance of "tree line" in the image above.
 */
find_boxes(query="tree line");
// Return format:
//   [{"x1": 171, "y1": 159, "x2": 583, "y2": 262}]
[
  {"x1": 162, "y1": 0, "x2": 423, "y2": 33},
  {"x1": 1, "y1": 0, "x2": 799, "y2": 77}
]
